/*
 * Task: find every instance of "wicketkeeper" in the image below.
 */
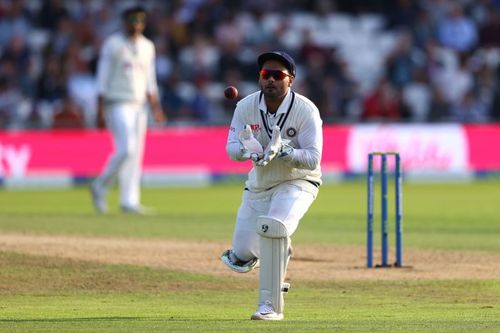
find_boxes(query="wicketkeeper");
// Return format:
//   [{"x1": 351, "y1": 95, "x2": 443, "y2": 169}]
[{"x1": 221, "y1": 51, "x2": 323, "y2": 320}]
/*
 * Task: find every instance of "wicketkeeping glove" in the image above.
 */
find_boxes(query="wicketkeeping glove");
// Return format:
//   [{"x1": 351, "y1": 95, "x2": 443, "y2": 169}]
[
  {"x1": 256, "y1": 126, "x2": 282, "y2": 167},
  {"x1": 238, "y1": 125, "x2": 264, "y2": 162},
  {"x1": 278, "y1": 140, "x2": 295, "y2": 161}
]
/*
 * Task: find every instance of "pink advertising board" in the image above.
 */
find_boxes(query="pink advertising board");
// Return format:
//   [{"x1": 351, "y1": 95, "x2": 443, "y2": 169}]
[{"x1": 0, "y1": 124, "x2": 499, "y2": 180}]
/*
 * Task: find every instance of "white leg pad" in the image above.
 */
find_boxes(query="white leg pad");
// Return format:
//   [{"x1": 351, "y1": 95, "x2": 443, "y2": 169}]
[{"x1": 257, "y1": 216, "x2": 290, "y2": 314}]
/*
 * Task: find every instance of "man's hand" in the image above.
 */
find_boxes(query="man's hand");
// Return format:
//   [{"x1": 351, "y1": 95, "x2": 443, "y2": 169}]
[
  {"x1": 278, "y1": 140, "x2": 294, "y2": 161},
  {"x1": 256, "y1": 126, "x2": 282, "y2": 166},
  {"x1": 152, "y1": 104, "x2": 166, "y2": 124},
  {"x1": 239, "y1": 125, "x2": 263, "y2": 161},
  {"x1": 256, "y1": 126, "x2": 295, "y2": 166},
  {"x1": 148, "y1": 93, "x2": 167, "y2": 125}
]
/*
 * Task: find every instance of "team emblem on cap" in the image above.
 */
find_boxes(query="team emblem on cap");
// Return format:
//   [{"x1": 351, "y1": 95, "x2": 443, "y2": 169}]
[{"x1": 286, "y1": 127, "x2": 297, "y2": 137}]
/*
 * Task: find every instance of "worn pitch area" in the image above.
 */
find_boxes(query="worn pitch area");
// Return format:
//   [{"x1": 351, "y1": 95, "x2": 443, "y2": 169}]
[{"x1": 0, "y1": 233, "x2": 499, "y2": 281}]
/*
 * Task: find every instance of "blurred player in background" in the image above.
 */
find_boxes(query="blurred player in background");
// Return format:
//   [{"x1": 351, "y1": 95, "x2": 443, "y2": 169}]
[
  {"x1": 221, "y1": 51, "x2": 323, "y2": 320},
  {"x1": 90, "y1": 5, "x2": 166, "y2": 214}
]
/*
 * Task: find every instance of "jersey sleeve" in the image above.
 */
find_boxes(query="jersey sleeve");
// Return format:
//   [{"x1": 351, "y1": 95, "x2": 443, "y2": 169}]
[
  {"x1": 226, "y1": 106, "x2": 248, "y2": 161},
  {"x1": 282, "y1": 107, "x2": 322, "y2": 170},
  {"x1": 96, "y1": 38, "x2": 114, "y2": 96},
  {"x1": 146, "y1": 42, "x2": 159, "y2": 96}
]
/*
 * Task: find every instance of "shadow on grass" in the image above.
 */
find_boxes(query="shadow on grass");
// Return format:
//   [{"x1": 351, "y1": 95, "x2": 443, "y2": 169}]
[
  {"x1": 0, "y1": 317, "x2": 142, "y2": 323},
  {"x1": 0, "y1": 317, "x2": 246, "y2": 323}
]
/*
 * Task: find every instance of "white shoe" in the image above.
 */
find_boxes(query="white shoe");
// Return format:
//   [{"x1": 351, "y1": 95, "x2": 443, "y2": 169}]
[
  {"x1": 121, "y1": 205, "x2": 154, "y2": 215},
  {"x1": 251, "y1": 302, "x2": 284, "y2": 321},
  {"x1": 220, "y1": 249, "x2": 259, "y2": 273},
  {"x1": 90, "y1": 181, "x2": 107, "y2": 213}
]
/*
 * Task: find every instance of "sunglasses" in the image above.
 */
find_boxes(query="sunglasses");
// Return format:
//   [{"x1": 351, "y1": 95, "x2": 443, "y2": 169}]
[{"x1": 259, "y1": 69, "x2": 293, "y2": 81}]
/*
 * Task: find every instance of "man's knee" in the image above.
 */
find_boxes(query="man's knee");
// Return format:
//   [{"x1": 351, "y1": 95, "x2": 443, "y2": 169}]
[
  {"x1": 113, "y1": 146, "x2": 135, "y2": 164},
  {"x1": 257, "y1": 216, "x2": 288, "y2": 239}
]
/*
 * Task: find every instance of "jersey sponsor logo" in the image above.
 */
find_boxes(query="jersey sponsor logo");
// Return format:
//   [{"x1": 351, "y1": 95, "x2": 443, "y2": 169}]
[
  {"x1": 286, "y1": 127, "x2": 297, "y2": 137},
  {"x1": 250, "y1": 124, "x2": 261, "y2": 134}
]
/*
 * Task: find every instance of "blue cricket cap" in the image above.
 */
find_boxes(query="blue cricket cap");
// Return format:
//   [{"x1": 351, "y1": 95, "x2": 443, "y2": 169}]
[{"x1": 257, "y1": 51, "x2": 296, "y2": 77}]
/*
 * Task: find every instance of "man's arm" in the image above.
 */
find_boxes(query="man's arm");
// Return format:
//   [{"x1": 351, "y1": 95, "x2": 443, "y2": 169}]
[
  {"x1": 95, "y1": 39, "x2": 112, "y2": 129},
  {"x1": 146, "y1": 43, "x2": 166, "y2": 125},
  {"x1": 226, "y1": 108, "x2": 254, "y2": 161},
  {"x1": 96, "y1": 95, "x2": 106, "y2": 128},
  {"x1": 280, "y1": 112, "x2": 322, "y2": 170},
  {"x1": 147, "y1": 93, "x2": 166, "y2": 124}
]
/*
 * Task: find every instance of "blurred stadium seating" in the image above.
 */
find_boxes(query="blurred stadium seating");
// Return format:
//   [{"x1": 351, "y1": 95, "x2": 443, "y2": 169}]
[{"x1": 1, "y1": 0, "x2": 500, "y2": 130}]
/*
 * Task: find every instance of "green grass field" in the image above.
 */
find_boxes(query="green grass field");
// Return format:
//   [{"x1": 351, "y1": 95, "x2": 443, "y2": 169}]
[{"x1": 1, "y1": 180, "x2": 499, "y2": 332}]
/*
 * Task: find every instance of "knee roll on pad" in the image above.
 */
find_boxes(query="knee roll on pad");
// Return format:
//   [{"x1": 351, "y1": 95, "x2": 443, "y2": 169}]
[
  {"x1": 256, "y1": 216, "x2": 290, "y2": 314},
  {"x1": 257, "y1": 216, "x2": 288, "y2": 238}
]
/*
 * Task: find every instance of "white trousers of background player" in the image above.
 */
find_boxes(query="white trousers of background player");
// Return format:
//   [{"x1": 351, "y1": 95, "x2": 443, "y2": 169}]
[
  {"x1": 97, "y1": 102, "x2": 147, "y2": 208},
  {"x1": 231, "y1": 181, "x2": 316, "y2": 262}
]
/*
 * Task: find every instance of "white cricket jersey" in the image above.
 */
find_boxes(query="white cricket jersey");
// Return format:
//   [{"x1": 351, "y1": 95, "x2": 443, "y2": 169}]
[
  {"x1": 226, "y1": 90, "x2": 323, "y2": 192},
  {"x1": 96, "y1": 32, "x2": 158, "y2": 104}
]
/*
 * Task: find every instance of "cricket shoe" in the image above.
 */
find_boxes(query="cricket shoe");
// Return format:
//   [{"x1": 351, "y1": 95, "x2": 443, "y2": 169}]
[
  {"x1": 90, "y1": 181, "x2": 108, "y2": 214},
  {"x1": 121, "y1": 205, "x2": 155, "y2": 215},
  {"x1": 220, "y1": 249, "x2": 259, "y2": 273},
  {"x1": 251, "y1": 301, "x2": 284, "y2": 321}
]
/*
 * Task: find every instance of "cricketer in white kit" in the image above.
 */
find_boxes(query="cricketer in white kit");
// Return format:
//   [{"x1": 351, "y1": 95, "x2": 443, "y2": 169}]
[
  {"x1": 91, "y1": 5, "x2": 165, "y2": 214},
  {"x1": 221, "y1": 51, "x2": 323, "y2": 320}
]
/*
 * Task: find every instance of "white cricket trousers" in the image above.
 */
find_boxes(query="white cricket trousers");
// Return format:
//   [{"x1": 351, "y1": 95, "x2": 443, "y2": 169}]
[
  {"x1": 96, "y1": 102, "x2": 148, "y2": 207},
  {"x1": 231, "y1": 180, "x2": 318, "y2": 262}
]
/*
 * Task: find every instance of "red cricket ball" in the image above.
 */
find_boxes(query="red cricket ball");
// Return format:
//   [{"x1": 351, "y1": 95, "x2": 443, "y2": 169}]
[{"x1": 224, "y1": 86, "x2": 238, "y2": 100}]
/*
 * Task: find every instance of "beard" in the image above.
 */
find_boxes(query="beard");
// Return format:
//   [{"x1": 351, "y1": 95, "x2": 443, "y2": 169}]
[{"x1": 261, "y1": 84, "x2": 287, "y2": 100}]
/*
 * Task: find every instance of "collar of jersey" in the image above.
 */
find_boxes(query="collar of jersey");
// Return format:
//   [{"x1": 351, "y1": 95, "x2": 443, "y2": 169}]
[{"x1": 259, "y1": 89, "x2": 292, "y2": 115}]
